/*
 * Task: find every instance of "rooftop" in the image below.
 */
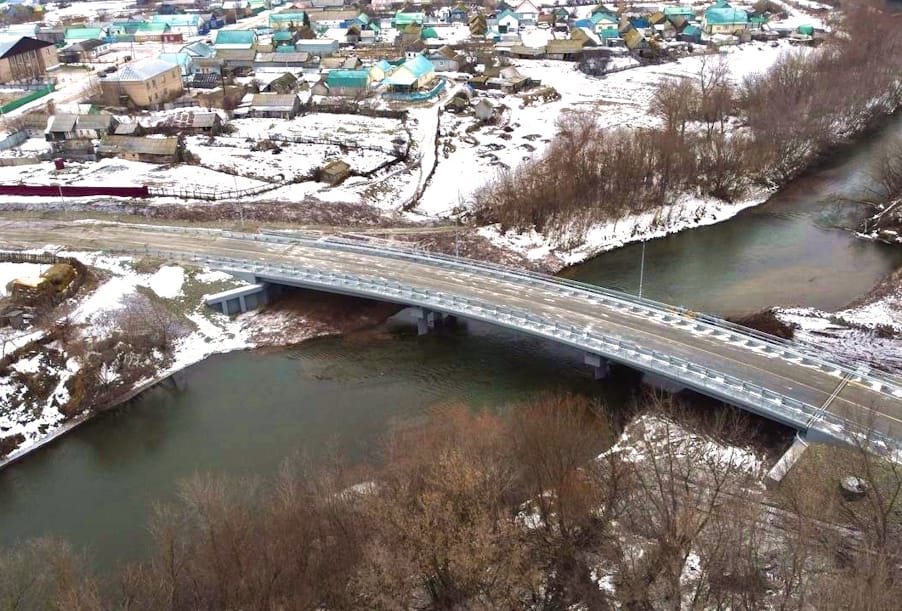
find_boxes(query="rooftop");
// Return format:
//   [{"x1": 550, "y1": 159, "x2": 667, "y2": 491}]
[{"x1": 106, "y1": 58, "x2": 178, "y2": 82}]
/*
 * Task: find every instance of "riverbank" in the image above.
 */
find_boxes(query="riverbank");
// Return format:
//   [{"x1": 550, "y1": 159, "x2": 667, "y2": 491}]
[
  {"x1": 0, "y1": 251, "x2": 400, "y2": 465},
  {"x1": 776, "y1": 263, "x2": 902, "y2": 373}
]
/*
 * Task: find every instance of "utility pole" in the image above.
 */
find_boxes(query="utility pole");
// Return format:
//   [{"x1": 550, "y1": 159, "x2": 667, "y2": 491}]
[{"x1": 638, "y1": 239, "x2": 646, "y2": 299}]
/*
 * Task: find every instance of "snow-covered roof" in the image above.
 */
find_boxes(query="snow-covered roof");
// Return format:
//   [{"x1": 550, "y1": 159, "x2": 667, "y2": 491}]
[{"x1": 106, "y1": 58, "x2": 178, "y2": 82}]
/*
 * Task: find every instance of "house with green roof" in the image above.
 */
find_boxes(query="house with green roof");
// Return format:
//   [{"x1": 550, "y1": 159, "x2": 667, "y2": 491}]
[
  {"x1": 589, "y1": 11, "x2": 618, "y2": 34},
  {"x1": 64, "y1": 27, "x2": 104, "y2": 44},
  {"x1": 392, "y1": 11, "x2": 425, "y2": 28},
  {"x1": 134, "y1": 23, "x2": 171, "y2": 42},
  {"x1": 325, "y1": 69, "x2": 372, "y2": 96},
  {"x1": 214, "y1": 29, "x2": 258, "y2": 50},
  {"x1": 663, "y1": 6, "x2": 695, "y2": 18},
  {"x1": 269, "y1": 11, "x2": 307, "y2": 30},
  {"x1": 678, "y1": 24, "x2": 702, "y2": 43},
  {"x1": 702, "y1": 6, "x2": 749, "y2": 34}
]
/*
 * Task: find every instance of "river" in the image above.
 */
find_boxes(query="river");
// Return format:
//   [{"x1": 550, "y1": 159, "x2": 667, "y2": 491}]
[{"x1": 3, "y1": 119, "x2": 902, "y2": 574}]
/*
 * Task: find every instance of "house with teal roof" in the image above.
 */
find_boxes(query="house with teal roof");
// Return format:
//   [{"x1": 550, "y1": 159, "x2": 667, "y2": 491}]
[
  {"x1": 385, "y1": 53, "x2": 435, "y2": 92},
  {"x1": 157, "y1": 52, "x2": 194, "y2": 80},
  {"x1": 392, "y1": 11, "x2": 425, "y2": 28},
  {"x1": 269, "y1": 11, "x2": 307, "y2": 30},
  {"x1": 65, "y1": 27, "x2": 104, "y2": 44},
  {"x1": 135, "y1": 23, "x2": 170, "y2": 42},
  {"x1": 590, "y1": 12, "x2": 618, "y2": 34},
  {"x1": 702, "y1": 6, "x2": 749, "y2": 34},
  {"x1": 325, "y1": 69, "x2": 372, "y2": 96},
  {"x1": 214, "y1": 29, "x2": 257, "y2": 50},
  {"x1": 497, "y1": 9, "x2": 521, "y2": 34},
  {"x1": 664, "y1": 6, "x2": 695, "y2": 19}
]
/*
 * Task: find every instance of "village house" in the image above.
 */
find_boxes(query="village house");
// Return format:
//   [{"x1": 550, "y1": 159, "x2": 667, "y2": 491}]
[
  {"x1": 214, "y1": 29, "x2": 258, "y2": 50},
  {"x1": 702, "y1": 5, "x2": 749, "y2": 35},
  {"x1": 384, "y1": 53, "x2": 435, "y2": 93},
  {"x1": 294, "y1": 39, "x2": 339, "y2": 55},
  {"x1": 253, "y1": 51, "x2": 315, "y2": 68},
  {"x1": 512, "y1": 0, "x2": 539, "y2": 26},
  {"x1": 496, "y1": 9, "x2": 520, "y2": 34},
  {"x1": 545, "y1": 39, "x2": 587, "y2": 61},
  {"x1": 96, "y1": 135, "x2": 181, "y2": 163},
  {"x1": 0, "y1": 36, "x2": 58, "y2": 83},
  {"x1": 324, "y1": 69, "x2": 371, "y2": 96},
  {"x1": 152, "y1": 14, "x2": 208, "y2": 36},
  {"x1": 270, "y1": 11, "x2": 307, "y2": 30},
  {"x1": 64, "y1": 27, "x2": 104, "y2": 45},
  {"x1": 161, "y1": 111, "x2": 223, "y2": 135},
  {"x1": 45, "y1": 113, "x2": 117, "y2": 142},
  {"x1": 181, "y1": 41, "x2": 216, "y2": 59},
  {"x1": 426, "y1": 45, "x2": 463, "y2": 72},
  {"x1": 135, "y1": 23, "x2": 175, "y2": 43},
  {"x1": 308, "y1": 9, "x2": 361, "y2": 29},
  {"x1": 158, "y1": 52, "x2": 196, "y2": 81},
  {"x1": 449, "y1": 3, "x2": 468, "y2": 23},
  {"x1": 100, "y1": 58, "x2": 185, "y2": 108},
  {"x1": 58, "y1": 39, "x2": 110, "y2": 63},
  {"x1": 244, "y1": 93, "x2": 301, "y2": 118},
  {"x1": 392, "y1": 11, "x2": 426, "y2": 29}
]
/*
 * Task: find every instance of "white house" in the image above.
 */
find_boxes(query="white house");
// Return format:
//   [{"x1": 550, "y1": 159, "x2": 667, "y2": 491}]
[
  {"x1": 497, "y1": 9, "x2": 521, "y2": 34},
  {"x1": 514, "y1": 0, "x2": 540, "y2": 26}
]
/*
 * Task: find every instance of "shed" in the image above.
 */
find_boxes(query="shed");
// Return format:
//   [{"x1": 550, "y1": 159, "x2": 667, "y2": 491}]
[
  {"x1": 325, "y1": 69, "x2": 371, "y2": 96},
  {"x1": 96, "y1": 136, "x2": 181, "y2": 163},
  {"x1": 321, "y1": 159, "x2": 351, "y2": 185}
]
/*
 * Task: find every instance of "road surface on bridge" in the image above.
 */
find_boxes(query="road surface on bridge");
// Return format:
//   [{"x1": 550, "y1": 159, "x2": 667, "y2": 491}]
[{"x1": 2, "y1": 220, "x2": 900, "y2": 446}]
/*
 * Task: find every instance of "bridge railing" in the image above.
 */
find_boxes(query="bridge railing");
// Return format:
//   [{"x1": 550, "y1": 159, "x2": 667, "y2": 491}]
[
  {"x1": 255, "y1": 230, "x2": 902, "y2": 399},
  {"x1": 113, "y1": 243, "x2": 900, "y2": 451},
  {"x1": 116, "y1": 223, "x2": 902, "y2": 399}
]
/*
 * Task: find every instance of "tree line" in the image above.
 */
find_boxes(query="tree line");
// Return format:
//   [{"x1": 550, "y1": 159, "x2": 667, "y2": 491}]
[
  {"x1": 472, "y1": 2, "x2": 902, "y2": 244},
  {"x1": 3, "y1": 392, "x2": 902, "y2": 610}
]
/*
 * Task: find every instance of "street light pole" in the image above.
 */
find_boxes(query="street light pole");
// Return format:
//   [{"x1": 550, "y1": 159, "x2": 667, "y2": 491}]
[{"x1": 638, "y1": 239, "x2": 646, "y2": 299}]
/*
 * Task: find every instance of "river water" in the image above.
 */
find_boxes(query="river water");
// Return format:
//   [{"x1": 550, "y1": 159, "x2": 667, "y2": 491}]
[{"x1": 3, "y1": 120, "x2": 902, "y2": 573}]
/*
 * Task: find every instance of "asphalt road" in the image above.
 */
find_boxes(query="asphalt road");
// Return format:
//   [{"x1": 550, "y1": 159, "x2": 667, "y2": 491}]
[{"x1": 2, "y1": 220, "x2": 900, "y2": 444}]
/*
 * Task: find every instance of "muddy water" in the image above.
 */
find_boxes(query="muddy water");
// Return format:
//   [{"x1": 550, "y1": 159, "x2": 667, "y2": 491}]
[{"x1": 3, "y1": 117, "x2": 902, "y2": 574}]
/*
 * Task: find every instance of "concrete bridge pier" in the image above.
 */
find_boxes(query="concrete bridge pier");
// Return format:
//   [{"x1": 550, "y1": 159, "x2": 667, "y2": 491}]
[
  {"x1": 411, "y1": 307, "x2": 451, "y2": 335},
  {"x1": 584, "y1": 353, "x2": 610, "y2": 380}
]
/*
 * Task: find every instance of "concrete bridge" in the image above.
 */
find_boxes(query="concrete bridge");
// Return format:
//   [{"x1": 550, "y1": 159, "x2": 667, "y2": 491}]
[{"x1": 2, "y1": 221, "x2": 901, "y2": 451}]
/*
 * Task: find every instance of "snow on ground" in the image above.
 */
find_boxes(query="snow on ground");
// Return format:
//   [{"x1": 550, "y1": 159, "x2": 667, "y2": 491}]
[
  {"x1": 0, "y1": 156, "x2": 269, "y2": 194},
  {"x1": 0, "y1": 262, "x2": 46, "y2": 296},
  {"x1": 599, "y1": 414, "x2": 766, "y2": 476},
  {"x1": 418, "y1": 41, "x2": 797, "y2": 219},
  {"x1": 478, "y1": 189, "x2": 771, "y2": 268},
  {"x1": 0, "y1": 244, "x2": 351, "y2": 460},
  {"x1": 776, "y1": 278, "x2": 902, "y2": 373}
]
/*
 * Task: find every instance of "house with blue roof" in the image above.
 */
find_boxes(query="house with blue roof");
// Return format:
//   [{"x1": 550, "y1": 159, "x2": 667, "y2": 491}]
[
  {"x1": 702, "y1": 6, "x2": 749, "y2": 34},
  {"x1": 384, "y1": 53, "x2": 435, "y2": 92},
  {"x1": 181, "y1": 41, "x2": 216, "y2": 59},
  {"x1": 214, "y1": 29, "x2": 258, "y2": 50}
]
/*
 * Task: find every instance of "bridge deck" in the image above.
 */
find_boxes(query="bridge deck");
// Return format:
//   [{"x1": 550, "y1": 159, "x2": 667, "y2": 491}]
[{"x1": 2, "y1": 221, "x2": 900, "y2": 447}]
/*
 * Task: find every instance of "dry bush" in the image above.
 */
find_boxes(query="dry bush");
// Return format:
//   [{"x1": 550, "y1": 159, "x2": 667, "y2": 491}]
[{"x1": 0, "y1": 538, "x2": 101, "y2": 610}]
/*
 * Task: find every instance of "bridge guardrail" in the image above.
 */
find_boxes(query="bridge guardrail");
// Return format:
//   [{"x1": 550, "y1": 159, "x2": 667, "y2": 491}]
[
  {"x1": 119, "y1": 222, "x2": 902, "y2": 398},
  {"x1": 111, "y1": 244, "x2": 898, "y2": 450},
  {"x1": 254, "y1": 230, "x2": 902, "y2": 398}
]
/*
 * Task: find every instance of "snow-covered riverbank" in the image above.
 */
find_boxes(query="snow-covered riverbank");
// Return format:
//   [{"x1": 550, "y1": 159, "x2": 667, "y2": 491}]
[{"x1": 0, "y1": 251, "x2": 395, "y2": 464}]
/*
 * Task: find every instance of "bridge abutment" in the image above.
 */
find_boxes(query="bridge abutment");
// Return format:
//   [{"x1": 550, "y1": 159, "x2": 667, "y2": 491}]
[{"x1": 205, "y1": 283, "x2": 270, "y2": 315}]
